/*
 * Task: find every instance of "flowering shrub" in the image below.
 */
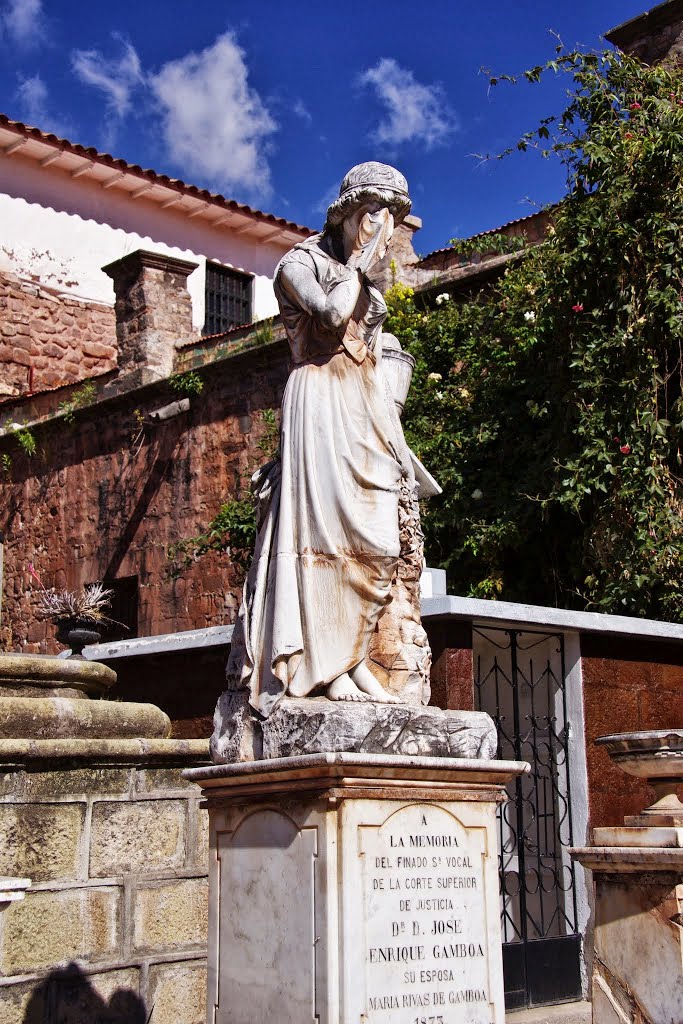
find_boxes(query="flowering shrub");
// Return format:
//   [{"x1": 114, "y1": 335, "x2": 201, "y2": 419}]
[{"x1": 390, "y1": 49, "x2": 683, "y2": 620}]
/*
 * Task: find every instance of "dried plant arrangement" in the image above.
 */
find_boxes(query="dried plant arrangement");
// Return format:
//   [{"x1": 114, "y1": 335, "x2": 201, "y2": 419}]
[{"x1": 29, "y1": 564, "x2": 115, "y2": 625}]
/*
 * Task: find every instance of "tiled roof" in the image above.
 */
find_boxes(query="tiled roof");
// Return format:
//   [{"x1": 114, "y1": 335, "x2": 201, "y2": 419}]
[
  {"x1": 0, "y1": 114, "x2": 312, "y2": 238},
  {"x1": 606, "y1": 0, "x2": 683, "y2": 48},
  {"x1": 419, "y1": 209, "x2": 551, "y2": 263},
  {"x1": 0, "y1": 367, "x2": 116, "y2": 407}
]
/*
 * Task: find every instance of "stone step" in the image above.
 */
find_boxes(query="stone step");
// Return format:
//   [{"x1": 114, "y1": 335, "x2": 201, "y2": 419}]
[{"x1": 506, "y1": 1000, "x2": 591, "y2": 1024}]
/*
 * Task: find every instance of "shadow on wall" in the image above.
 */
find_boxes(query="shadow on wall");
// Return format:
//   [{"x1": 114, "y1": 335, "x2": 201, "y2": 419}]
[{"x1": 22, "y1": 962, "x2": 149, "y2": 1023}]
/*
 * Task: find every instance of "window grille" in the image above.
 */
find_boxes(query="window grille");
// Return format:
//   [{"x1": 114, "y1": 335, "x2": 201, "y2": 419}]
[{"x1": 204, "y1": 263, "x2": 252, "y2": 335}]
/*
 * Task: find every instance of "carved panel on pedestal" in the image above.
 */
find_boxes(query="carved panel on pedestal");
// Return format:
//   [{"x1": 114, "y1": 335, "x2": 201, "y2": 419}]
[{"x1": 215, "y1": 809, "x2": 319, "y2": 1024}]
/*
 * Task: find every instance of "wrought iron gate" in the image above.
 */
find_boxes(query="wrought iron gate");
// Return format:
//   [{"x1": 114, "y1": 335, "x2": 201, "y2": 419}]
[{"x1": 473, "y1": 627, "x2": 582, "y2": 1009}]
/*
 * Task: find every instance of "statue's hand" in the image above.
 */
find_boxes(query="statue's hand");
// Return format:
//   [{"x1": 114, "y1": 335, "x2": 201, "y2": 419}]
[{"x1": 347, "y1": 208, "x2": 394, "y2": 274}]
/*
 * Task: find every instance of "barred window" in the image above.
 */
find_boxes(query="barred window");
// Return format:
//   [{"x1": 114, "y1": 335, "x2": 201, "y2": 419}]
[{"x1": 204, "y1": 263, "x2": 253, "y2": 335}]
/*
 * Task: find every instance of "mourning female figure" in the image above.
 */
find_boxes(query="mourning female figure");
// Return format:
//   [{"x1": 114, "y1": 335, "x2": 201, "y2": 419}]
[{"x1": 212, "y1": 162, "x2": 426, "y2": 758}]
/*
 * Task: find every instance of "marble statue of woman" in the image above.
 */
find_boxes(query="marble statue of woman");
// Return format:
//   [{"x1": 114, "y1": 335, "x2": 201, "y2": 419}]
[{"x1": 216, "y1": 162, "x2": 424, "y2": 740}]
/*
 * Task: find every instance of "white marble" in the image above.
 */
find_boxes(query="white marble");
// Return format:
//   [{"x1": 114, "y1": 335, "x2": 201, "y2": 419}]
[
  {"x1": 572, "y1": 751, "x2": 683, "y2": 1024},
  {"x1": 188, "y1": 753, "x2": 527, "y2": 1024},
  {"x1": 0, "y1": 876, "x2": 31, "y2": 903},
  {"x1": 343, "y1": 800, "x2": 498, "y2": 1023}
]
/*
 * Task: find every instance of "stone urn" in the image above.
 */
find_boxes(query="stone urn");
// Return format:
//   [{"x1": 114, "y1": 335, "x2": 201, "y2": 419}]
[
  {"x1": 54, "y1": 616, "x2": 103, "y2": 657},
  {"x1": 596, "y1": 729, "x2": 683, "y2": 825},
  {"x1": 381, "y1": 332, "x2": 415, "y2": 416}
]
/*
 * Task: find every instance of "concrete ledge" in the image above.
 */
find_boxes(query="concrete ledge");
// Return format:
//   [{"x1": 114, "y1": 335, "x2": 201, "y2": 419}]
[
  {"x1": 506, "y1": 1000, "x2": 591, "y2": 1024},
  {"x1": 571, "y1": 845, "x2": 683, "y2": 872},
  {"x1": 83, "y1": 625, "x2": 234, "y2": 662},
  {"x1": 422, "y1": 594, "x2": 683, "y2": 642},
  {"x1": 0, "y1": 738, "x2": 210, "y2": 765},
  {"x1": 80, "y1": 593, "x2": 682, "y2": 669}
]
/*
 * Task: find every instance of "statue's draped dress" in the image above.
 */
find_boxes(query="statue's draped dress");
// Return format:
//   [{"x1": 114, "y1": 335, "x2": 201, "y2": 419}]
[{"x1": 227, "y1": 233, "x2": 410, "y2": 717}]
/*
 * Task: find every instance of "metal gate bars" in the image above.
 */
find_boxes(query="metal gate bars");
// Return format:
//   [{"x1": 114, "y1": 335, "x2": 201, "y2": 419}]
[{"x1": 473, "y1": 626, "x2": 582, "y2": 1010}]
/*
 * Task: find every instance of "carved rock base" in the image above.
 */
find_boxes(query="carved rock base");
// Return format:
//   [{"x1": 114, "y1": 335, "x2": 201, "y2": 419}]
[{"x1": 210, "y1": 692, "x2": 497, "y2": 763}]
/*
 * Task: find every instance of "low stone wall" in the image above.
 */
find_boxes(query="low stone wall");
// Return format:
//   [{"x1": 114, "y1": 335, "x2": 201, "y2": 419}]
[{"x1": 0, "y1": 739, "x2": 209, "y2": 1024}]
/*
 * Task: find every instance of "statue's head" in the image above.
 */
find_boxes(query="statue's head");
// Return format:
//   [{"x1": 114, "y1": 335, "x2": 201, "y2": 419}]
[{"x1": 325, "y1": 161, "x2": 411, "y2": 229}]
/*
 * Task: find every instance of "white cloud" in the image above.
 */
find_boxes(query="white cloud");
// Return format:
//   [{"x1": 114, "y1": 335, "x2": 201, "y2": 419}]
[
  {"x1": 16, "y1": 73, "x2": 48, "y2": 123},
  {"x1": 16, "y1": 73, "x2": 72, "y2": 136},
  {"x1": 358, "y1": 58, "x2": 456, "y2": 149},
  {"x1": 292, "y1": 99, "x2": 312, "y2": 124},
  {"x1": 313, "y1": 181, "x2": 339, "y2": 217},
  {"x1": 149, "y1": 32, "x2": 277, "y2": 198},
  {"x1": 71, "y1": 36, "x2": 144, "y2": 127},
  {"x1": 2, "y1": 0, "x2": 45, "y2": 48}
]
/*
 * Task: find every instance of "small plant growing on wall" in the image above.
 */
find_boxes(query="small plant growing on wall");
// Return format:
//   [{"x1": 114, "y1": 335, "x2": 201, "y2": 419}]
[
  {"x1": 12, "y1": 425, "x2": 37, "y2": 458},
  {"x1": 165, "y1": 409, "x2": 280, "y2": 582},
  {"x1": 170, "y1": 371, "x2": 204, "y2": 396},
  {"x1": 58, "y1": 380, "x2": 97, "y2": 425},
  {"x1": 253, "y1": 317, "x2": 274, "y2": 346},
  {"x1": 166, "y1": 498, "x2": 257, "y2": 583}
]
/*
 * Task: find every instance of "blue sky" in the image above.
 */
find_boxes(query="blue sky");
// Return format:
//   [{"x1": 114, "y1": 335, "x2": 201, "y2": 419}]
[{"x1": 0, "y1": 0, "x2": 648, "y2": 254}]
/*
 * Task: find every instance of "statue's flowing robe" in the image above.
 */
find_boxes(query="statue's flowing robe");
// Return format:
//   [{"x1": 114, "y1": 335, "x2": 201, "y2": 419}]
[{"x1": 226, "y1": 234, "x2": 411, "y2": 718}]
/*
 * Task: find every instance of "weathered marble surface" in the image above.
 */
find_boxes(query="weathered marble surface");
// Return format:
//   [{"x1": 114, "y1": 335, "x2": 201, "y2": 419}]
[
  {"x1": 211, "y1": 693, "x2": 497, "y2": 763},
  {"x1": 0, "y1": 695, "x2": 170, "y2": 739},
  {"x1": 186, "y1": 753, "x2": 528, "y2": 1024},
  {"x1": 367, "y1": 475, "x2": 432, "y2": 705},
  {"x1": 580, "y1": 855, "x2": 683, "y2": 1024},
  {"x1": 573, "y1": 752, "x2": 683, "y2": 1024}
]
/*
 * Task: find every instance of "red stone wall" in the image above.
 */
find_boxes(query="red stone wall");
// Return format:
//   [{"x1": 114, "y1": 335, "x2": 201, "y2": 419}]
[
  {"x1": 0, "y1": 339, "x2": 288, "y2": 653},
  {"x1": 0, "y1": 270, "x2": 117, "y2": 402},
  {"x1": 425, "y1": 620, "x2": 474, "y2": 711},
  {"x1": 581, "y1": 634, "x2": 683, "y2": 828}
]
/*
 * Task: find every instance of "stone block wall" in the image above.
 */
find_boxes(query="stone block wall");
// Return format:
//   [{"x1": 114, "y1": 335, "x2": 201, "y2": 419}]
[
  {"x1": 0, "y1": 270, "x2": 117, "y2": 402},
  {"x1": 0, "y1": 749, "x2": 209, "y2": 1024},
  {"x1": 0, "y1": 337, "x2": 289, "y2": 653}
]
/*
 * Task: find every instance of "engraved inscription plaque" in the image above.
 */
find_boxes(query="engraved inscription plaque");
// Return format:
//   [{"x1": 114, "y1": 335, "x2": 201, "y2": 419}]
[{"x1": 361, "y1": 804, "x2": 495, "y2": 1024}]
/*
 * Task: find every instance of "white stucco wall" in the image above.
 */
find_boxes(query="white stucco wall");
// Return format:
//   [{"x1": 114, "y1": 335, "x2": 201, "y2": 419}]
[{"x1": 0, "y1": 155, "x2": 305, "y2": 329}]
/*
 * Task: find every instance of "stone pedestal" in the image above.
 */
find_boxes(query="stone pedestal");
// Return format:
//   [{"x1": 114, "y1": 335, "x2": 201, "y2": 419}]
[
  {"x1": 573, "y1": 832, "x2": 683, "y2": 1024},
  {"x1": 572, "y1": 730, "x2": 683, "y2": 1024},
  {"x1": 186, "y1": 752, "x2": 527, "y2": 1024}
]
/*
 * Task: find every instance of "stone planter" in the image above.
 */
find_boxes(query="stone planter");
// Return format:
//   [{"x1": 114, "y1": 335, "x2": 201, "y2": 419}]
[{"x1": 0, "y1": 653, "x2": 171, "y2": 739}]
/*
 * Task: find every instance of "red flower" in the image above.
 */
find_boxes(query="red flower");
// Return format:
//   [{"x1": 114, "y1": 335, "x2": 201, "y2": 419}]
[
  {"x1": 620, "y1": 444, "x2": 631, "y2": 455},
  {"x1": 629, "y1": 102, "x2": 642, "y2": 110},
  {"x1": 572, "y1": 303, "x2": 584, "y2": 313},
  {"x1": 613, "y1": 436, "x2": 620, "y2": 444},
  {"x1": 624, "y1": 132, "x2": 633, "y2": 139}
]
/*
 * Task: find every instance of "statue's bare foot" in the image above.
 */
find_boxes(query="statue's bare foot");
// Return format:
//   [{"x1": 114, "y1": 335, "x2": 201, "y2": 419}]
[
  {"x1": 349, "y1": 662, "x2": 400, "y2": 703},
  {"x1": 327, "y1": 674, "x2": 368, "y2": 702}
]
